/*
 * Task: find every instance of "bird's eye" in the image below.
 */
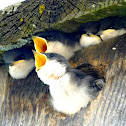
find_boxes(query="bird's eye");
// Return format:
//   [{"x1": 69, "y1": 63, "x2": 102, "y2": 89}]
[
  {"x1": 47, "y1": 35, "x2": 54, "y2": 40},
  {"x1": 87, "y1": 33, "x2": 90, "y2": 36},
  {"x1": 49, "y1": 54, "x2": 54, "y2": 58},
  {"x1": 15, "y1": 54, "x2": 25, "y2": 61}
]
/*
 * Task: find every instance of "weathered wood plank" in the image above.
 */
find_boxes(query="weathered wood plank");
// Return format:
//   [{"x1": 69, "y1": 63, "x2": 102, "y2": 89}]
[
  {"x1": 0, "y1": 0, "x2": 126, "y2": 52},
  {"x1": 0, "y1": 34, "x2": 126, "y2": 126},
  {"x1": 0, "y1": 65, "x2": 8, "y2": 114}
]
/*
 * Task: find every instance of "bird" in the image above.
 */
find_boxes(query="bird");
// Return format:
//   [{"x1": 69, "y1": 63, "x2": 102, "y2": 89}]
[
  {"x1": 33, "y1": 30, "x2": 82, "y2": 60},
  {"x1": 33, "y1": 50, "x2": 105, "y2": 115},
  {"x1": 79, "y1": 16, "x2": 126, "y2": 46},
  {"x1": 3, "y1": 46, "x2": 35, "y2": 79},
  {"x1": 99, "y1": 29, "x2": 126, "y2": 41},
  {"x1": 80, "y1": 33, "x2": 101, "y2": 47}
]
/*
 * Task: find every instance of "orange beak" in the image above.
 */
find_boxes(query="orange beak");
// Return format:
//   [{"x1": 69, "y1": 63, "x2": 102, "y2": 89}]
[
  {"x1": 32, "y1": 36, "x2": 48, "y2": 53},
  {"x1": 32, "y1": 50, "x2": 47, "y2": 70}
]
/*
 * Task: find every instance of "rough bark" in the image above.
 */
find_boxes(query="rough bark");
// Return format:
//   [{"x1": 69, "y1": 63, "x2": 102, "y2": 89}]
[
  {"x1": 0, "y1": 65, "x2": 8, "y2": 114},
  {"x1": 0, "y1": 34, "x2": 126, "y2": 126},
  {"x1": 0, "y1": 0, "x2": 126, "y2": 52}
]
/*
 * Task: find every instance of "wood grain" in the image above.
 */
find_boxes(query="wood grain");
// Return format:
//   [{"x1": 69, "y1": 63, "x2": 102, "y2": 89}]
[{"x1": 0, "y1": 0, "x2": 125, "y2": 51}]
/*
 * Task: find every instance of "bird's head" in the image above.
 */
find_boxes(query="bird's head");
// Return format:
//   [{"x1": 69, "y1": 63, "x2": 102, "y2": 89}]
[
  {"x1": 32, "y1": 31, "x2": 67, "y2": 53},
  {"x1": 33, "y1": 50, "x2": 70, "y2": 84},
  {"x1": 3, "y1": 46, "x2": 35, "y2": 79}
]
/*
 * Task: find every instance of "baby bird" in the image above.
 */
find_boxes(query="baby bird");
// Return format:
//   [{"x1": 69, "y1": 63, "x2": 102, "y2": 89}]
[
  {"x1": 33, "y1": 50, "x2": 105, "y2": 115},
  {"x1": 99, "y1": 29, "x2": 126, "y2": 41},
  {"x1": 79, "y1": 16, "x2": 126, "y2": 46},
  {"x1": 33, "y1": 31, "x2": 82, "y2": 59},
  {"x1": 3, "y1": 46, "x2": 35, "y2": 79},
  {"x1": 80, "y1": 33, "x2": 101, "y2": 47}
]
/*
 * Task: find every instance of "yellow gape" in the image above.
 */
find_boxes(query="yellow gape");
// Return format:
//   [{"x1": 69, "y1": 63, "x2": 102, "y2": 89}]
[
  {"x1": 32, "y1": 36, "x2": 48, "y2": 53},
  {"x1": 32, "y1": 50, "x2": 47, "y2": 70}
]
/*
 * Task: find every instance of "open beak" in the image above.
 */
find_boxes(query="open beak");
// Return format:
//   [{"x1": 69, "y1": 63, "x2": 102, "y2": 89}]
[
  {"x1": 32, "y1": 50, "x2": 47, "y2": 70},
  {"x1": 32, "y1": 36, "x2": 48, "y2": 53}
]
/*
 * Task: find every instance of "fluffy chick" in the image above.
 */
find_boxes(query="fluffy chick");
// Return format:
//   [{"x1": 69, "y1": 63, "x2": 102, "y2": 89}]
[
  {"x1": 3, "y1": 46, "x2": 35, "y2": 79},
  {"x1": 33, "y1": 51, "x2": 105, "y2": 115},
  {"x1": 33, "y1": 31, "x2": 82, "y2": 59}
]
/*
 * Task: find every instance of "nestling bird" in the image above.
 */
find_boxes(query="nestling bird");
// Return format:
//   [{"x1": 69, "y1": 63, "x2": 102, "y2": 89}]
[
  {"x1": 33, "y1": 31, "x2": 82, "y2": 59},
  {"x1": 79, "y1": 16, "x2": 126, "y2": 46},
  {"x1": 80, "y1": 33, "x2": 101, "y2": 47},
  {"x1": 3, "y1": 46, "x2": 35, "y2": 79},
  {"x1": 33, "y1": 50, "x2": 105, "y2": 115}
]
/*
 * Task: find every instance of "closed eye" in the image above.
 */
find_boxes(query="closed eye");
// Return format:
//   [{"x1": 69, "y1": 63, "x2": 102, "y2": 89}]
[
  {"x1": 47, "y1": 35, "x2": 54, "y2": 40},
  {"x1": 14, "y1": 54, "x2": 25, "y2": 61}
]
